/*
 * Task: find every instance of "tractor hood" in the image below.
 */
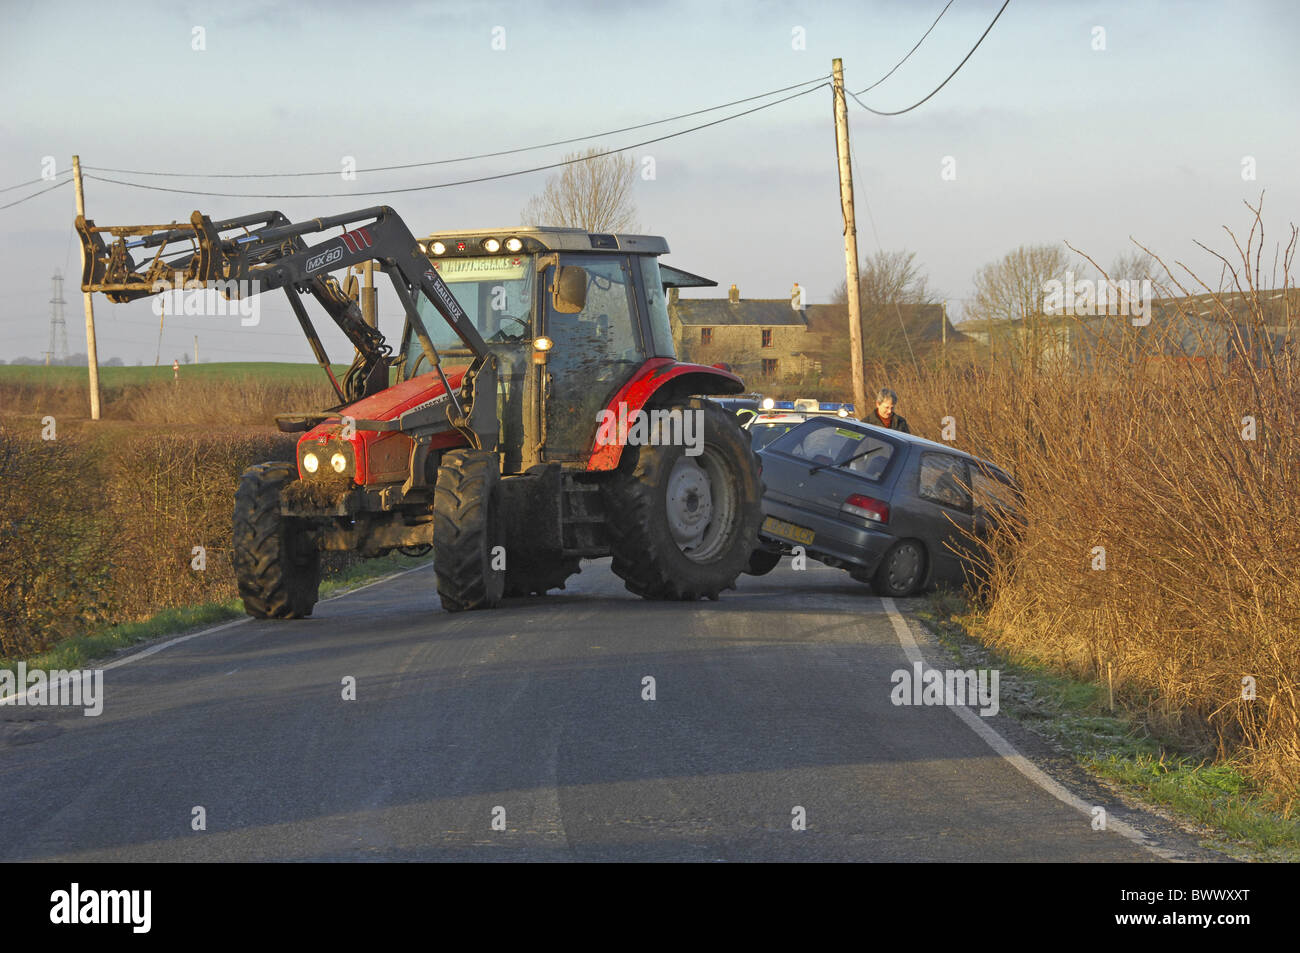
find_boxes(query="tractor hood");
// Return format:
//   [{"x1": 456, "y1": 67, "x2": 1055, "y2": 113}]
[{"x1": 296, "y1": 367, "x2": 471, "y2": 485}]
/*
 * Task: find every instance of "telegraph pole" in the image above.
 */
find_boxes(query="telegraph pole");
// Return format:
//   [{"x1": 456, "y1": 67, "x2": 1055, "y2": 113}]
[
  {"x1": 72, "y1": 156, "x2": 102, "y2": 420},
  {"x1": 832, "y1": 59, "x2": 867, "y2": 419}
]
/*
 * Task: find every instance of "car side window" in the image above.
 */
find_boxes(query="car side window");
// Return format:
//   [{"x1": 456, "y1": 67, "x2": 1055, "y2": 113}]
[{"x1": 918, "y1": 453, "x2": 971, "y2": 511}]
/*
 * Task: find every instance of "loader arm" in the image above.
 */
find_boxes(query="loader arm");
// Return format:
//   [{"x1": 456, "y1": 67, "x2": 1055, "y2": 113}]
[{"x1": 76, "y1": 206, "x2": 495, "y2": 441}]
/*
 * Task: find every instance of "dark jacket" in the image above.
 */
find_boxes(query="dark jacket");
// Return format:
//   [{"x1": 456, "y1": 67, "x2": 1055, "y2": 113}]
[{"x1": 871, "y1": 411, "x2": 910, "y2": 434}]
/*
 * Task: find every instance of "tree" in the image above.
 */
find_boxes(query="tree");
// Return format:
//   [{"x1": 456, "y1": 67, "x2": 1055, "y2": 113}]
[
  {"x1": 967, "y1": 243, "x2": 1075, "y2": 326},
  {"x1": 831, "y1": 249, "x2": 938, "y2": 365},
  {"x1": 1107, "y1": 249, "x2": 1158, "y2": 282},
  {"x1": 833, "y1": 249, "x2": 935, "y2": 311},
  {"x1": 521, "y1": 147, "x2": 639, "y2": 232}
]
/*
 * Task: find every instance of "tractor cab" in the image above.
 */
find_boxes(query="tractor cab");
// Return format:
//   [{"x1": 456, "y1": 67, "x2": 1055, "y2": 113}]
[{"x1": 402, "y1": 227, "x2": 714, "y2": 472}]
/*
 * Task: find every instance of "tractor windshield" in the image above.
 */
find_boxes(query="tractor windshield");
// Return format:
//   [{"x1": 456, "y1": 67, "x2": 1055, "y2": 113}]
[{"x1": 402, "y1": 255, "x2": 535, "y2": 378}]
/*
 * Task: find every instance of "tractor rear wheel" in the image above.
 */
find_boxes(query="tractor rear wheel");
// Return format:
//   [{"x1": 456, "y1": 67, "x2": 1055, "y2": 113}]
[
  {"x1": 433, "y1": 449, "x2": 505, "y2": 612},
  {"x1": 604, "y1": 398, "x2": 762, "y2": 600},
  {"x1": 232, "y1": 461, "x2": 321, "y2": 619}
]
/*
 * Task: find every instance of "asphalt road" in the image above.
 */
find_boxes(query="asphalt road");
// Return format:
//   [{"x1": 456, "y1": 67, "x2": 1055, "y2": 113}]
[{"x1": 0, "y1": 559, "x2": 1223, "y2": 862}]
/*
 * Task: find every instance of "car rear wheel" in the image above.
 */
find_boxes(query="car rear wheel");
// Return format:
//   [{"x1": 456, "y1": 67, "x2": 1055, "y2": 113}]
[
  {"x1": 873, "y1": 540, "x2": 926, "y2": 597},
  {"x1": 745, "y1": 548, "x2": 781, "y2": 576}
]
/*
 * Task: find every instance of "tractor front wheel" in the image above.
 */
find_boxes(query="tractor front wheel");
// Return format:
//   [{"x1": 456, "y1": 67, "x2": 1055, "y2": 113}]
[
  {"x1": 604, "y1": 399, "x2": 762, "y2": 600},
  {"x1": 433, "y1": 449, "x2": 505, "y2": 611},
  {"x1": 232, "y1": 461, "x2": 321, "y2": 619}
]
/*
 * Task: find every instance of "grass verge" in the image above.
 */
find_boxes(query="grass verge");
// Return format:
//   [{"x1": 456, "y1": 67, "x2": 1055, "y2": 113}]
[
  {"x1": 0, "y1": 553, "x2": 432, "y2": 675},
  {"x1": 915, "y1": 588, "x2": 1300, "y2": 863}
]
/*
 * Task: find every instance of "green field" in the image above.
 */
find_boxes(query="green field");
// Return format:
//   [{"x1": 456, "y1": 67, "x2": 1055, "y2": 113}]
[{"x1": 0, "y1": 361, "x2": 353, "y2": 386}]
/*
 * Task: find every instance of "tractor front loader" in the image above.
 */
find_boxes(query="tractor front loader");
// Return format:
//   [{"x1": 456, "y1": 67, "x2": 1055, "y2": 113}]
[{"x1": 78, "y1": 207, "x2": 763, "y2": 617}]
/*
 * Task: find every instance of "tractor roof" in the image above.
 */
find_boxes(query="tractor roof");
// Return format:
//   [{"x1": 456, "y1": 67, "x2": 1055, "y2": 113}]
[{"x1": 419, "y1": 226, "x2": 669, "y2": 256}]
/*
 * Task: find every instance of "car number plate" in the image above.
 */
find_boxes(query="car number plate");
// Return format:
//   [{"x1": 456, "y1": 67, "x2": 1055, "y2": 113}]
[{"x1": 762, "y1": 516, "x2": 815, "y2": 546}]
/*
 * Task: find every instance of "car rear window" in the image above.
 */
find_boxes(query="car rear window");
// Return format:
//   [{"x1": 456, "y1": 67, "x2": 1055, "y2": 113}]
[{"x1": 767, "y1": 419, "x2": 898, "y2": 479}]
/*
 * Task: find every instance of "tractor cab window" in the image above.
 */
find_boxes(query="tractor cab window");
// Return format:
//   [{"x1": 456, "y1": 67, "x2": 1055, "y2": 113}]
[
  {"x1": 638, "y1": 256, "x2": 677, "y2": 358},
  {"x1": 402, "y1": 255, "x2": 534, "y2": 378}
]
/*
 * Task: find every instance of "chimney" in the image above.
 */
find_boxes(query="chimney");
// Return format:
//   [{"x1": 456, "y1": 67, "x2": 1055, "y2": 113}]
[
  {"x1": 728, "y1": 283, "x2": 739, "y2": 304},
  {"x1": 791, "y1": 282, "x2": 804, "y2": 311}
]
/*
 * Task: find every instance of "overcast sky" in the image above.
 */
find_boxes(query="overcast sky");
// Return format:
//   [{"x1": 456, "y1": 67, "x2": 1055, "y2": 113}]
[{"x1": 1, "y1": 0, "x2": 1296, "y2": 365}]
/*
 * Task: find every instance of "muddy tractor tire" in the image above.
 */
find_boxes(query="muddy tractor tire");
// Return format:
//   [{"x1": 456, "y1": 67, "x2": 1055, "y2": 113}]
[
  {"x1": 604, "y1": 398, "x2": 763, "y2": 600},
  {"x1": 232, "y1": 461, "x2": 321, "y2": 619},
  {"x1": 503, "y1": 555, "x2": 582, "y2": 597},
  {"x1": 433, "y1": 449, "x2": 505, "y2": 612}
]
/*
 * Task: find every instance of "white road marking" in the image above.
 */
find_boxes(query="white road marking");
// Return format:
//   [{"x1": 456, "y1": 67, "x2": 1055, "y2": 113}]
[
  {"x1": 879, "y1": 596, "x2": 1183, "y2": 862},
  {"x1": 19, "y1": 563, "x2": 438, "y2": 691}
]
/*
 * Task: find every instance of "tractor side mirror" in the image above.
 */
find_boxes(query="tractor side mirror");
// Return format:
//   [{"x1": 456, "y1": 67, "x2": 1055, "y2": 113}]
[{"x1": 552, "y1": 265, "x2": 588, "y2": 314}]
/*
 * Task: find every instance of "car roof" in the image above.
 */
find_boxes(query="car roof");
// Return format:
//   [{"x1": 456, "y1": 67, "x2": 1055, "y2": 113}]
[{"x1": 769, "y1": 416, "x2": 1005, "y2": 470}]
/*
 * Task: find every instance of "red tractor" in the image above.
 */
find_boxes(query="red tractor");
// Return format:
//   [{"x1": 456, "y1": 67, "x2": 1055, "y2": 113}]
[{"x1": 78, "y1": 207, "x2": 762, "y2": 614}]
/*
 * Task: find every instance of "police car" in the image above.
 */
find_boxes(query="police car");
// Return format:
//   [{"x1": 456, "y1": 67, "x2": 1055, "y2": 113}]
[{"x1": 743, "y1": 399, "x2": 856, "y2": 450}]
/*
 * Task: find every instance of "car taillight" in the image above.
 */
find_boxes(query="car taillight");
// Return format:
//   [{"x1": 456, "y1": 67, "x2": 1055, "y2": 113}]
[{"x1": 842, "y1": 493, "x2": 889, "y2": 523}]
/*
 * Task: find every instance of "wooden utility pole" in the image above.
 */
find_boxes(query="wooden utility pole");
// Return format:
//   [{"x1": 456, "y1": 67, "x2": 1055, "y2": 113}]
[
  {"x1": 832, "y1": 59, "x2": 866, "y2": 419},
  {"x1": 72, "y1": 155, "x2": 102, "y2": 420},
  {"x1": 361, "y1": 260, "x2": 377, "y2": 329}
]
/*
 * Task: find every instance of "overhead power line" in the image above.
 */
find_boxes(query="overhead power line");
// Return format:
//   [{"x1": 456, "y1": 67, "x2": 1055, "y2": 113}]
[
  {"x1": 851, "y1": 0, "x2": 1010, "y2": 116},
  {"x1": 0, "y1": 176, "x2": 73, "y2": 211},
  {"x1": 0, "y1": 171, "x2": 68, "y2": 194},
  {"x1": 82, "y1": 76, "x2": 831, "y2": 180},
  {"x1": 854, "y1": 0, "x2": 956, "y2": 95},
  {"x1": 81, "y1": 83, "x2": 830, "y2": 201}
]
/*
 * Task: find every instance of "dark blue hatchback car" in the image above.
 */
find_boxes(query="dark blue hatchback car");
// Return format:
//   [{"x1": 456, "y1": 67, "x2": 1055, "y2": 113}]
[{"x1": 749, "y1": 416, "x2": 1020, "y2": 596}]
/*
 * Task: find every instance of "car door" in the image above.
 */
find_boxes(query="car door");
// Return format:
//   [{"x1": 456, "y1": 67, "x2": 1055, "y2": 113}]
[{"x1": 896, "y1": 450, "x2": 975, "y2": 585}]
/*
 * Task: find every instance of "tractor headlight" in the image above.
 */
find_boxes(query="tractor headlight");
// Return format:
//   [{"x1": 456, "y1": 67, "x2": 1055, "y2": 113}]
[
  {"x1": 429, "y1": 241, "x2": 446, "y2": 256},
  {"x1": 482, "y1": 238, "x2": 501, "y2": 253},
  {"x1": 303, "y1": 452, "x2": 320, "y2": 474},
  {"x1": 761, "y1": 398, "x2": 775, "y2": 410},
  {"x1": 505, "y1": 237, "x2": 523, "y2": 253},
  {"x1": 330, "y1": 452, "x2": 348, "y2": 474},
  {"x1": 533, "y1": 336, "x2": 553, "y2": 352}
]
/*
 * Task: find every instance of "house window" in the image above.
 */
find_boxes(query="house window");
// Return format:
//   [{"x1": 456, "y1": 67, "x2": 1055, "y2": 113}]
[
  {"x1": 701, "y1": 327, "x2": 712, "y2": 345},
  {"x1": 761, "y1": 329, "x2": 773, "y2": 348},
  {"x1": 762, "y1": 358, "x2": 778, "y2": 377}
]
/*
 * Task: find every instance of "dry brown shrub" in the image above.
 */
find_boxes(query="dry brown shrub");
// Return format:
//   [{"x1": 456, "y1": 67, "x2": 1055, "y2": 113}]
[
  {"x1": 121, "y1": 376, "x2": 336, "y2": 427},
  {"x1": 870, "y1": 203, "x2": 1300, "y2": 805}
]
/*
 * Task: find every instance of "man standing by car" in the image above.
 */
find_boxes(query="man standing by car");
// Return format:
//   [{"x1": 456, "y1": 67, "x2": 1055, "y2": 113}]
[{"x1": 871, "y1": 388, "x2": 911, "y2": 433}]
